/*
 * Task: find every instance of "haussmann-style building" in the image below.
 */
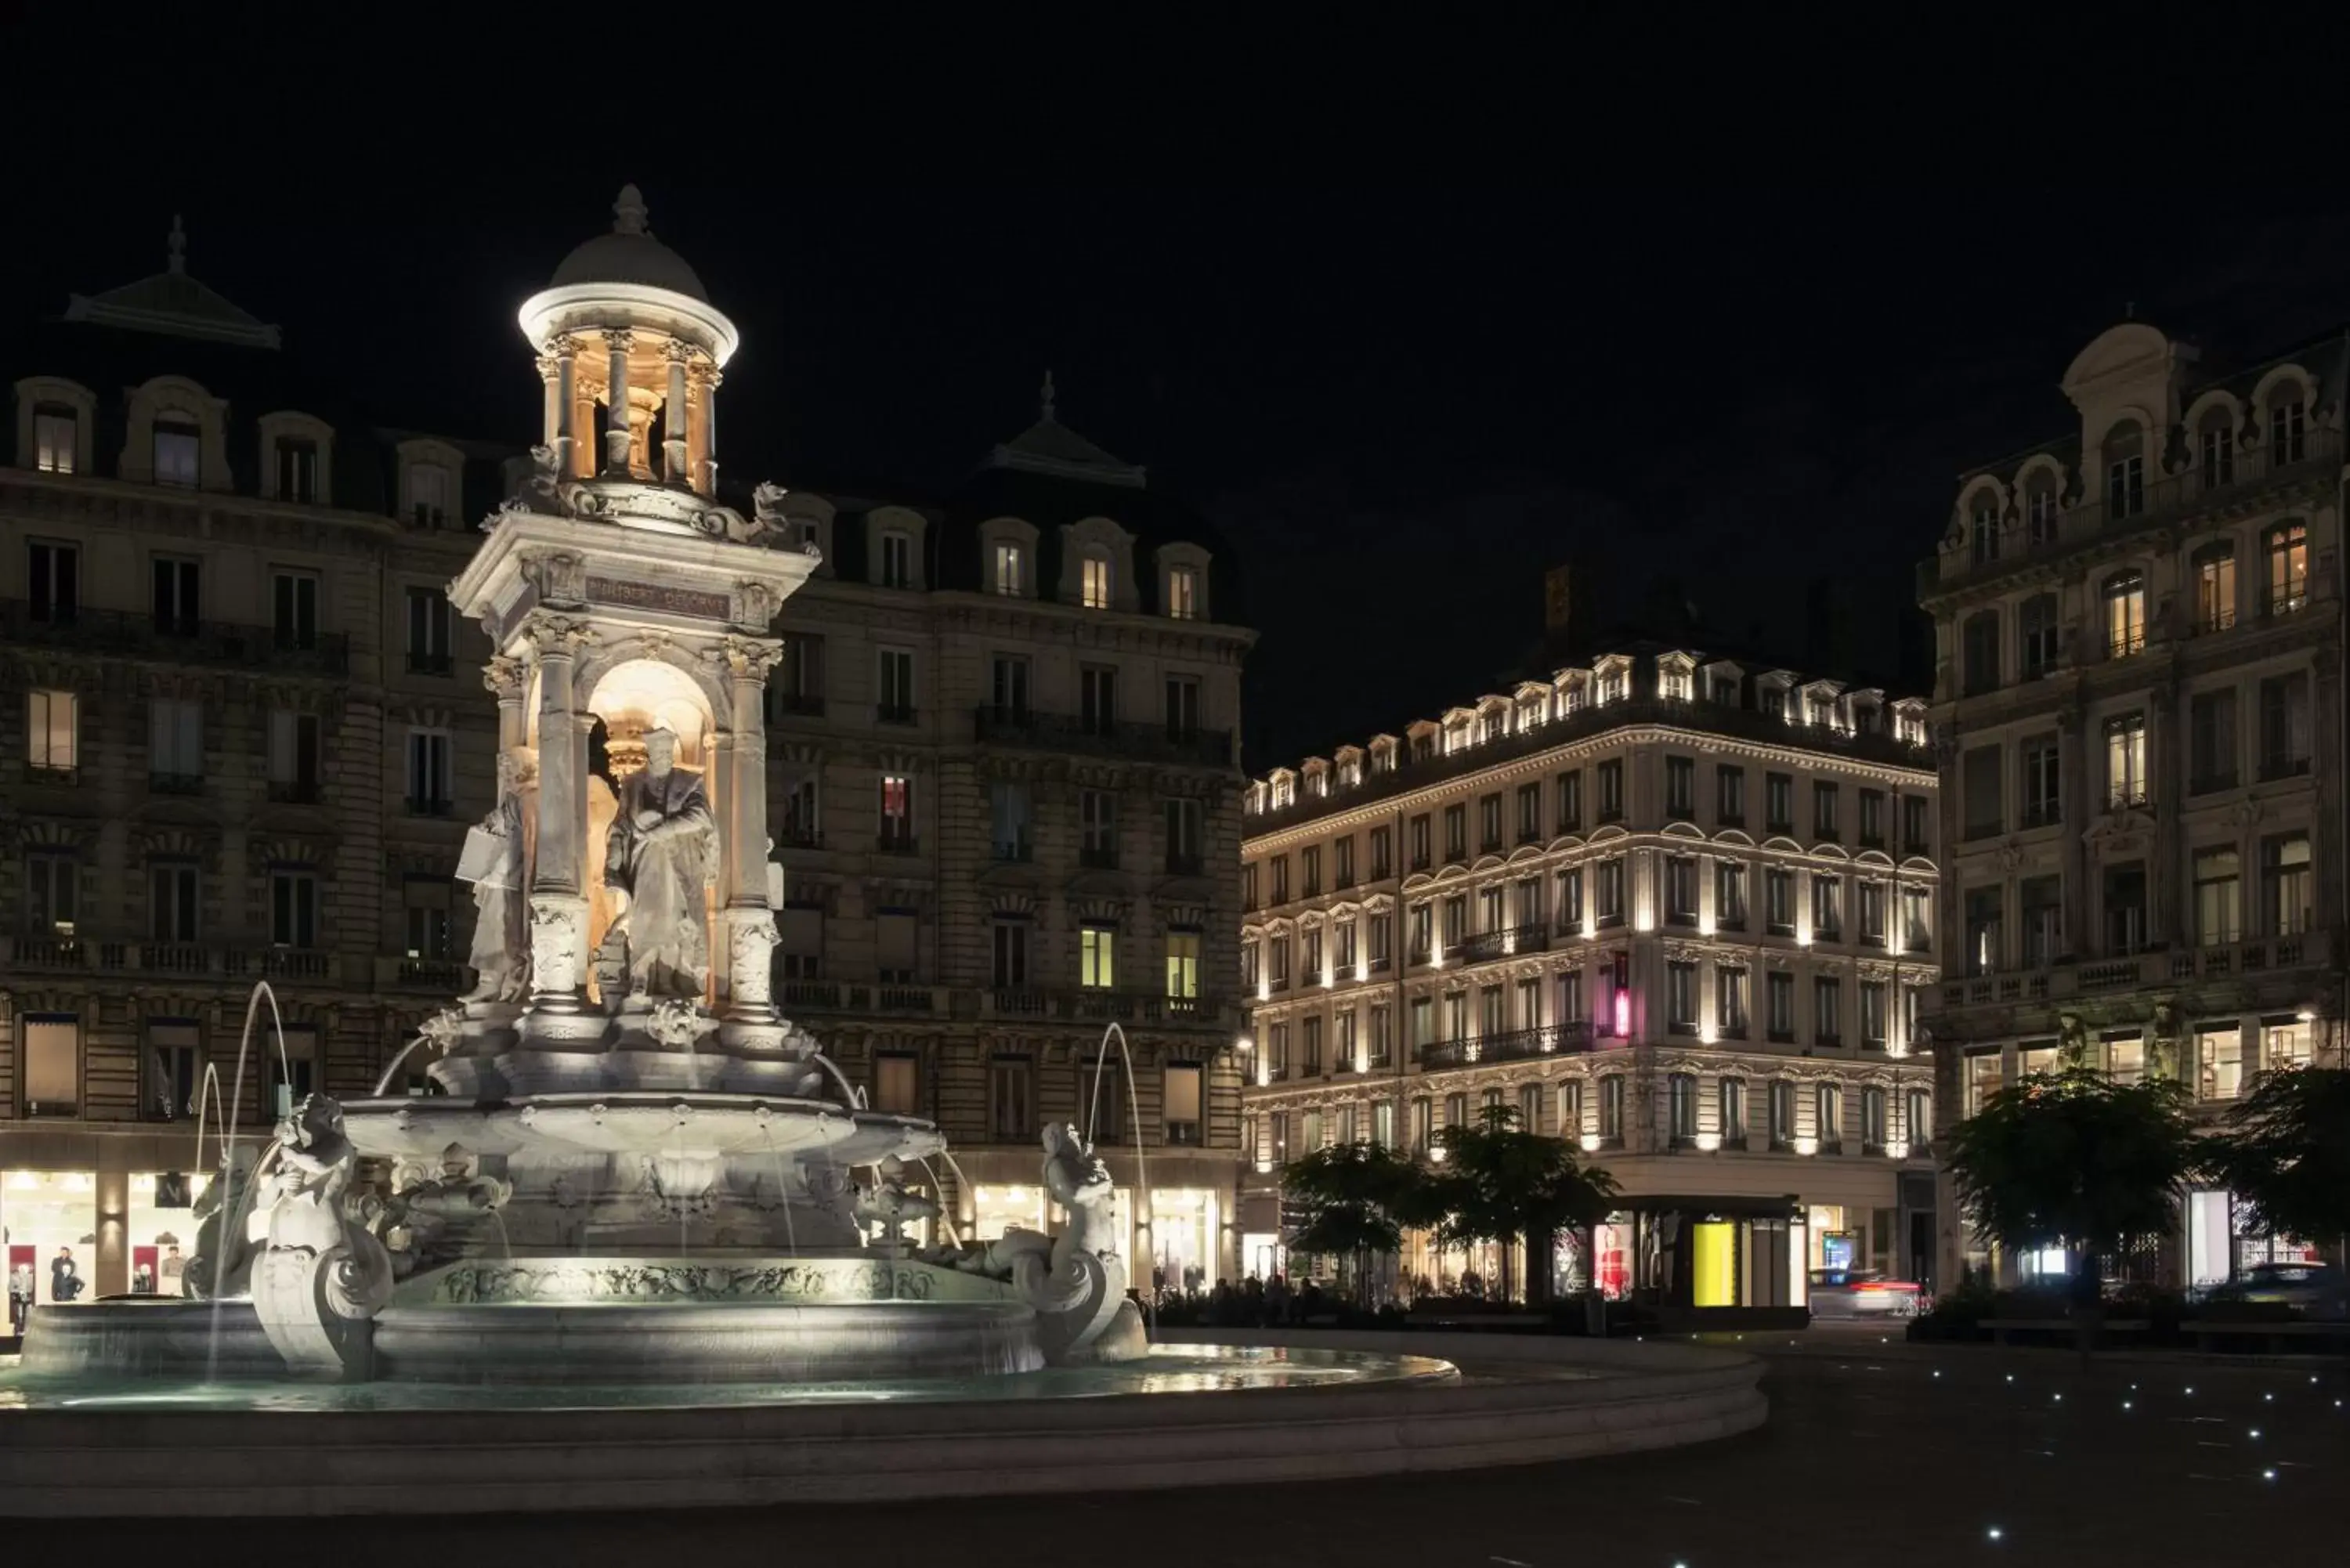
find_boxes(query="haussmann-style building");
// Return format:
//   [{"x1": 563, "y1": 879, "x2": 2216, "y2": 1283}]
[
  {"x1": 1239, "y1": 635, "x2": 1940, "y2": 1324},
  {"x1": 1919, "y1": 319, "x2": 2347, "y2": 1292}
]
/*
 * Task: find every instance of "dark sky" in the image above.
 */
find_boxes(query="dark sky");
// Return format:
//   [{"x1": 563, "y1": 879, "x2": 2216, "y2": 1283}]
[{"x1": 12, "y1": 27, "x2": 2350, "y2": 769}]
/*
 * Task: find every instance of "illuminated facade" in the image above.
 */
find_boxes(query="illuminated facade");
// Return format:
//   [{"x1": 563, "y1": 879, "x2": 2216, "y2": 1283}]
[
  {"x1": 1239, "y1": 644, "x2": 1940, "y2": 1305},
  {"x1": 1921, "y1": 321, "x2": 2347, "y2": 1291}
]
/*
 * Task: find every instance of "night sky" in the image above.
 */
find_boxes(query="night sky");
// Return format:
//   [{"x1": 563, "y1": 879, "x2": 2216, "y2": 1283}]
[{"x1": 13, "y1": 33, "x2": 2350, "y2": 770}]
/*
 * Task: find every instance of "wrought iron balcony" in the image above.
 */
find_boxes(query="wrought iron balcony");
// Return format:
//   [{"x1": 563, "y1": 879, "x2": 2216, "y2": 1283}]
[
  {"x1": 972, "y1": 705, "x2": 1235, "y2": 768},
  {"x1": 1443, "y1": 923, "x2": 1552, "y2": 965},
  {"x1": 1417, "y1": 1021, "x2": 1602, "y2": 1070},
  {"x1": 0, "y1": 600, "x2": 351, "y2": 674}
]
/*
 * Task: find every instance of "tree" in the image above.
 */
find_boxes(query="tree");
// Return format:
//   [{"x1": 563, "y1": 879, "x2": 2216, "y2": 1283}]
[
  {"x1": 1423, "y1": 1105, "x2": 1618, "y2": 1305},
  {"x1": 1945, "y1": 1066, "x2": 2197, "y2": 1313},
  {"x1": 2209, "y1": 1066, "x2": 2350, "y2": 1265},
  {"x1": 1279, "y1": 1140, "x2": 1430, "y2": 1305}
]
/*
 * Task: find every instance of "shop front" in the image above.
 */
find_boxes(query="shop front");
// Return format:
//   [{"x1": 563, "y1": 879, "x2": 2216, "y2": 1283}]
[{"x1": 1595, "y1": 1194, "x2": 1810, "y2": 1330}]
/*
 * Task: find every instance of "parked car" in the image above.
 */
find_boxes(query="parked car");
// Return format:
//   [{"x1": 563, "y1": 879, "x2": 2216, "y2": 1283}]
[
  {"x1": 1808, "y1": 1269, "x2": 1923, "y2": 1319},
  {"x1": 2237, "y1": 1262, "x2": 2348, "y2": 1320}
]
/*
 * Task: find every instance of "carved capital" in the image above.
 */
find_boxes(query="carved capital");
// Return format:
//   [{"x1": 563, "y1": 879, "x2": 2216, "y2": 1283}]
[
  {"x1": 663, "y1": 337, "x2": 696, "y2": 365},
  {"x1": 522, "y1": 611, "x2": 597, "y2": 657},
  {"x1": 732, "y1": 580, "x2": 783, "y2": 630},
  {"x1": 544, "y1": 332, "x2": 580, "y2": 359},
  {"x1": 717, "y1": 634, "x2": 786, "y2": 683},
  {"x1": 483, "y1": 655, "x2": 529, "y2": 702},
  {"x1": 604, "y1": 327, "x2": 636, "y2": 355}
]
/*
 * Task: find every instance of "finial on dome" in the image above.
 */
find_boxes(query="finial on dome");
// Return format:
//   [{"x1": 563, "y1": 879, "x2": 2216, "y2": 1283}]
[
  {"x1": 1040, "y1": 368, "x2": 1057, "y2": 423},
  {"x1": 168, "y1": 215, "x2": 186, "y2": 275},
  {"x1": 613, "y1": 184, "x2": 649, "y2": 237}
]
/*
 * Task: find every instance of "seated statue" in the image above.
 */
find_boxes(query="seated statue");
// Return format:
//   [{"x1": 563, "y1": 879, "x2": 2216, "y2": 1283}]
[{"x1": 603, "y1": 727, "x2": 720, "y2": 1000}]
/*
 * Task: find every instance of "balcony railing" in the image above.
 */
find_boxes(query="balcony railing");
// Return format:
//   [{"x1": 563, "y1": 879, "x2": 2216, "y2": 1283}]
[
  {"x1": 1922, "y1": 426, "x2": 2345, "y2": 598},
  {"x1": 1443, "y1": 923, "x2": 1552, "y2": 965},
  {"x1": 1940, "y1": 930, "x2": 2334, "y2": 1010},
  {"x1": 973, "y1": 705, "x2": 1235, "y2": 769},
  {"x1": 1418, "y1": 1021, "x2": 1603, "y2": 1070},
  {"x1": 981, "y1": 988, "x2": 1219, "y2": 1025},
  {"x1": 0, "y1": 600, "x2": 351, "y2": 674}
]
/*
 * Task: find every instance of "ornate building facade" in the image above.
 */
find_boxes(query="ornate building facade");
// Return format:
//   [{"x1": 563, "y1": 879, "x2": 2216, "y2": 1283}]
[
  {"x1": 1920, "y1": 321, "x2": 2347, "y2": 1291},
  {"x1": 2, "y1": 193, "x2": 1256, "y2": 1305},
  {"x1": 1240, "y1": 644, "x2": 1940, "y2": 1310}
]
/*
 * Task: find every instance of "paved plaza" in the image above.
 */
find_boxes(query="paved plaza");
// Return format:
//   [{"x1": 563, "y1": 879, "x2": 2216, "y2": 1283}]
[{"x1": 16, "y1": 1334, "x2": 2345, "y2": 1565}]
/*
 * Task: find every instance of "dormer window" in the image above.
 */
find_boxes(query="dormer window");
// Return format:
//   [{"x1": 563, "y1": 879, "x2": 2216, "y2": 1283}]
[
  {"x1": 1167, "y1": 565, "x2": 1198, "y2": 620},
  {"x1": 2270, "y1": 393, "x2": 2307, "y2": 464},
  {"x1": 154, "y1": 420, "x2": 201, "y2": 487},
  {"x1": 1082, "y1": 554, "x2": 1112, "y2": 609},
  {"x1": 2103, "y1": 421, "x2": 2146, "y2": 519},
  {"x1": 1969, "y1": 499, "x2": 2000, "y2": 565},
  {"x1": 2025, "y1": 477, "x2": 2059, "y2": 544},
  {"x1": 410, "y1": 463, "x2": 451, "y2": 528},
  {"x1": 1806, "y1": 695, "x2": 1835, "y2": 728},
  {"x1": 2198, "y1": 410, "x2": 2236, "y2": 488},
  {"x1": 879, "y1": 530, "x2": 913, "y2": 590},
  {"x1": 1762, "y1": 686, "x2": 1787, "y2": 721},
  {"x1": 992, "y1": 540, "x2": 1025, "y2": 596},
  {"x1": 1659, "y1": 663, "x2": 1692, "y2": 702},
  {"x1": 33, "y1": 406, "x2": 75, "y2": 474},
  {"x1": 276, "y1": 437, "x2": 320, "y2": 504}
]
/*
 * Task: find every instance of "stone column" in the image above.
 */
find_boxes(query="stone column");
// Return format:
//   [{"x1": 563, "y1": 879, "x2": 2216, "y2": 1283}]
[
  {"x1": 602, "y1": 329, "x2": 634, "y2": 475},
  {"x1": 716, "y1": 635, "x2": 783, "y2": 1042},
  {"x1": 541, "y1": 334, "x2": 579, "y2": 477},
  {"x1": 692, "y1": 366, "x2": 722, "y2": 495},
  {"x1": 524, "y1": 615, "x2": 595, "y2": 1018},
  {"x1": 484, "y1": 654, "x2": 529, "y2": 755},
  {"x1": 663, "y1": 340, "x2": 692, "y2": 485}
]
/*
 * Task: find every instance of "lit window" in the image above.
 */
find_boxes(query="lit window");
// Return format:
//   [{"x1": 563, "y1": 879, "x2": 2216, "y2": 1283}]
[
  {"x1": 2266, "y1": 522, "x2": 2308, "y2": 614},
  {"x1": 1165, "y1": 930, "x2": 1201, "y2": 999},
  {"x1": 27, "y1": 688, "x2": 76, "y2": 772},
  {"x1": 154, "y1": 419, "x2": 201, "y2": 487},
  {"x1": 2105, "y1": 713, "x2": 2148, "y2": 808},
  {"x1": 33, "y1": 407, "x2": 75, "y2": 474},
  {"x1": 1080, "y1": 923, "x2": 1117, "y2": 989},
  {"x1": 2103, "y1": 570, "x2": 2146, "y2": 657},
  {"x1": 1167, "y1": 565, "x2": 1198, "y2": 620},
  {"x1": 1081, "y1": 554, "x2": 1112, "y2": 609},
  {"x1": 2195, "y1": 544, "x2": 2236, "y2": 632},
  {"x1": 880, "y1": 772, "x2": 914, "y2": 848},
  {"x1": 992, "y1": 540, "x2": 1024, "y2": 596}
]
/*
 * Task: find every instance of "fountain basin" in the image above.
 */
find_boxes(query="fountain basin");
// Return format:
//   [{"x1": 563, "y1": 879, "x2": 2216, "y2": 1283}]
[
  {"x1": 340, "y1": 1092, "x2": 942, "y2": 1165},
  {"x1": 15, "y1": 1299, "x2": 283, "y2": 1381},
  {"x1": 374, "y1": 1300, "x2": 1043, "y2": 1383}
]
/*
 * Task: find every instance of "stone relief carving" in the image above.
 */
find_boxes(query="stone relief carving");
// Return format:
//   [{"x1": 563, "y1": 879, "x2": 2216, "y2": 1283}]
[
  {"x1": 603, "y1": 727, "x2": 721, "y2": 999},
  {"x1": 460, "y1": 749, "x2": 533, "y2": 1003},
  {"x1": 522, "y1": 551, "x2": 591, "y2": 605}
]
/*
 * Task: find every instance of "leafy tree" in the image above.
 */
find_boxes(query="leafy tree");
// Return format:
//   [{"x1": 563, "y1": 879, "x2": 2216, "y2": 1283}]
[
  {"x1": 1279, "y1": 1140, "x2": 1430, "y2": 1305},
  {"x1": 1423, "y1": 1104, "x2": 1618, "y2": 1305},
  {"x1": 2210, "y1": 1066, "x2": 2350, "y2": 1261},
  {"x1": 1945, "y1": 1066, "x2": 2197, "y2": 1311}
]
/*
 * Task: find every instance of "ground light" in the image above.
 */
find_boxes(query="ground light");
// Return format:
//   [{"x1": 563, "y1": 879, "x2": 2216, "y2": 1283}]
[{"x1": 1987, "y1": 1526, "x2": 2005, "y2": 1541}]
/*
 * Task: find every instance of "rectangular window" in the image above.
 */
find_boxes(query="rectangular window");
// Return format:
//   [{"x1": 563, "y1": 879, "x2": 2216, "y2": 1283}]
[
  {"x1": 1721, "y1": 1078, "x2": 1748, "y2": 1143},
  {"x1": 1765, "y1": 868, "x2": 1794, "y2": 934},
  {"x1": 1166, "y1": 565, "x2": 1198, "y2": 620},
  {"x1": 34, "y1": 407, "x2": 75, "y2": 473},
  {"x1": 1333, "y1": 834, "x2": 1356, "y2": 888},
  {"x1": 24, "y1": 1014, "x2": 80, "y2": 1117},
  {"x1": 2193, "y1": 847, "x2": 2241, "y2": 946},
  {"x1": 992, "y1": 920, "x2": 1029, "y2": 987},
  {"x1": 2266, "y1": 523, "x2": 2308, "y2": 613},
  {"x1": 1368, "y1": 1004, "x2": 1393, "y2": 1065},
  {"x1": 28, "y1": 539, "x2": 78, "y2": 622},
  {"x1": 2262, "y1": 833, "x2": 2311, "y2": 936},
  {"x1": 1595, "y1": 857, "x2": 1625, "y2": 926},
  {"x1": 1965, "y1": 1053, "x2": 2003, "y2": 1118},
  {"x1": 2019, "y1": 735, "x2": 2060, "y2": 827},
  {"x1": 1668, "y1": 1074, "x2": 1698, "y2": 1142},
  {"x1": 1072, "y1": 788, "x2": 1115, "y2": 865},
  {"x1": 873, "y1": 1054, "x2": 919, "y2": 1115},
  {"x1": 878, "y1": 530, "x2": 913, "y2": 589},
  {"x1": 2106, "y1": 574, "x2": 2146, "y2": 655},
  {"x1": 1162, "y1": 1062, "x2": 1202, "y2": 1144},
  {"x1": 877, "y1": 647, "x2": 916, "y2": 722},
  {"x1": 405, "y1": 728, "x2": 453, "y2": 814},
  {"x1": 1302, "y1": 845, "x2": 1322, "y2": 897},
  {"x1": 1903, "y1": 884, "x2": 1931, "y2": 951},
  {"x1": 1444, "y1": 804, "x2": 1467, "y2": 861},
  {"x1": 1857, "y1": 880, "x2": 1885, "y2": 945},
  {"x1": 1765, "y1": 772, "x2": 1793, "y2": 833},
  {"x1": 2020, "y1": 876, "x2": 2060, "y2": 968},
  {"x1": 27, "y1": 688, "x2": 76, "y2": 774},
  {"x1": 2198, "y1": 1027, "x2": 2243, "y2": 1103},
  {"x1": 1163, "y1": 797, "x2": 1201, "y2": 873},
  {"x1": 1666, "y1": 960, "x2": 1697, "y2": 1034},
  {"x1": 272, "y1": 570, "x2": 318, "y2": 650},
  {"x1": 1811, "y1": 873, "x2": 1841, "y2": 938},
  {"x1": 405, "y1": 587, "x2": 453, "y2": 674},
  {"x1": 990, "y1": 1055, "x2": 1034, "y2": 1141},
  {"x1": 1863, "y1": 1086, "x2": 1889, "y2": 1151},
  {"x1": 776, "y1": 633, "x2": 826, "y2": 712},
  {"x1": 1858, "y1": 788, "x2": 1884, "y2": 847},
  {"x1": 154, "y1": 419, "x2": 201, "y2": 486},
  {"x1": 1964, "y1": 884, "x2": 2004, "y2": 974},
  {"x1": 991, "y1": 780, "x2": 1035, "y2": 862},
  {"x1": 25, "y1": 851, "x2": 76, "y2": 934},
  {"x1": 270, "y1": 870, "x2": 318, "y2": 948},
  {"x1": 1079, "y1": 665, "x2": 1117, "y2": 733},
  {"x1": 778, "y1": 901, "x2": 824, "y2": 981},
  {"x1": 879, "y1": 772, "x2": 914, "y2": 850},
  {"x1": 409, "y1": 461, "x2": 450, "y2": 527},
  {"x1": 1163, "y1": 675, "x2": 1202, "y2": 741},
  {"x1": 1597, "y1": 760, "x2": 1623, "y2": 822},
  {"x1": 1557, "y1": 770, "x2": 1582, "y2": 832},
  {"x1": 1816, "y1": 1083, "x2": 1843, "y2": 1151},
  {"x1": 1665, "y1": 856, "x2": 1697, "y2": 926},
  {"x1": 1770, "y1": 1079, "x2": 1797, "y2": 1147},
  {"x1": 152, "y1": 556, "x2": 201, "y2": 635},
  {"x1": 1301, "y1": 1015, "x2": 1325, "y2": 1075},
  {"x1": 1717, "y1": 966, "x2": 1748, "y2": 1036},
  {"x1": 1557, "y1": 968, "x2": 1584, "y2": 1023},
  {"x1": 1767, "y1": 971, "x2": 1794, "y2": 1040},
  {"x1": 149, "y1": 697, "x2": 204, "y2": 787},
  {"x1": 1557, "y1": 865, "x2": 1584, "y2": 934},
  {"x1": 1813, "y1": 976, "x2": 1842, "y2": 1044},
  {"x1": 1516, "y1": 782, "x2": 1542, "y2": 842},
  {"x1": 1079, "y1": 924, "x2": 1116, "y2": 989},
  {"x1": 1716, "y1": 861, "x2": 1747, "y2": 930},
  {"x1": 1368, "y1": 826, "x2": 1391, "y2": 880},
  {"x1": 1716, "y1": 764, "x2": 1745, "y2": 825},
  {"x1": 275, "y1": 437, "x2": 318, "y2": 502},
  {"x1": 1408, "y1": 814, "x2": 1430, "y2": 871},
  {"x1": 992, "y1": 540, "x2": 1024, "y2": 595},
  {"x1": 1860, "y1": 981, "x2": 1888, "y2": 1047},
  {"x1": 2104, "y1": 714, "x2": 2147, "y2": 807},
  {"x1": 1080, "y1": 555, "x2": 1112, "y2": 609},
  {"x1": 268, "y1": 710, "x2": 322, "y2": 800},
  {"x1": 2190, "y1": 688, "x2": 2238, "y2": 793},
  {"x1": 150, "y1": 862, "x2": 200, "y2": 943},
  {"x1": 1665, "y1": 757, "x2": 1695, "y2": 819},
  {"x1": 1962, "y1": 744, "x2": 2003, "y2": 838},
  {"x1": 1903, "y1": 794, "x2": 1929, "y2": 857},
  {"x1": 404, "y1": 880, "x2": 452, "y2": 959},
  {"x1": 2258, "y1": 673, "x2": 2311, "y2": 779},
  {"x1": 1598, "y1": 1076, "x2": 1623, "y2": 1143},
  {"x1": 2104, "y1": 862, "x2": 2148, "y2": 954},
  {"x1": 1813, "y1": 781, "x2": 1839, "y2": 840}
]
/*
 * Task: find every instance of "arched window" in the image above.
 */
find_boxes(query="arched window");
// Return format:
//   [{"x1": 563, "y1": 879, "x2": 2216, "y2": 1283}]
[
  {"x1": 2269, "y1": 388, "x2": 2307, "y2": 464},
  {"x1": 2102, "y1": 421, "x2": 2146, "y2": 519},
  {"x1": 2192, "y1": 539, "x2": 2236, "y2": 632},
  {"x1": 2019, "y1": 594, "x2": 2059, "y2": 678},
  {"x1": 2102, "y1": 569, "x2": 2146, "y2": 657},
  {"x1": 2023, "y1": 473, "x2": 2060, "y2": 545},
  {"x1": 1961, "y1": 610, "x2": 2001, "y2": 695},
  {"x1": 2265, "y1": 521, "x2": 2308, "y2": 614},
  {"x1": 2198, "y1": 406, "x2": 2236, "y2": 489},
  {"x1": 1969, "y1": 495, "x2": 2001, "y2": 565}
]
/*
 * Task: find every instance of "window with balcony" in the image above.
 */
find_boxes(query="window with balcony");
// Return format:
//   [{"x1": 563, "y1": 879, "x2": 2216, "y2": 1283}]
[
  {"x1": 1963, "y1": 884, "x2": 2003, "y2": 976},
  {"x1": 1163, "y1": 675, "x2": 1201, "y2": 743},
  {"x1": 27, "y1": 538, "x2": 78, "y2": 623},
  {"x1": 1557, "y1": 770, "x2": 1582, "y2": 833},
  {"x1": 405, "y1": 587, "x2": 453, "y2": 675},
  {"x1": 2258, "y1": 672, "x2": 2311, "y2": 779},
  {"x1": 1665, "y1": 757, "x2": 1694, "y2": 820},
  {"x1": 2019, "y1": 736, "x2": 2059, "y2": 827},
  {"x1": 152, "y1": 556, "x2": 201, "y2": 637},
  {"x1": 2103, "y1": 421, "x2": 2146, "y2": 518},
  {"x1": 2023, "y1": 479, "x2": 2059, "y2": 543},
  {"x1": 2263, "y1": 521, "x2": 2308, "y2": 615},
  {"x1": 27, "y1": 688, "x2": 76, "y2": 775},
  {"x1": 1961, "y1": 609, "x2": 2000, "y2": 695},
  {"x1": 24, "y1": 852, "x2": 76, "y2": 936},
  {"x1": 272, "y1": 570, "x2": 318, "y2": 651},
  {"x1": 776, "y1": 902, "x2": 824, "y2": 981},
  {"x1": 2102, "y1": 569, "x2": 2146, "y2": 657},
  {"x1": 1596, "y1": 760, "x2": 1623, "y2": 822},
  {"x1": 1969, "y1": 500, "x2": 2000, "y2": 565},
  {"x1": 2193, "y1": 846, "x2": 2240, "y2": 947},
  {"x1": 1765, "y1": 771, "x2": 1792, "y2": 833},
  {"x1": 1444, "y1": 992, "x2": 1468, "y2": 1046},
  {"x1": 2191, "y1": 688, "x2": 2238, "y2": 793},
  {"x1": 150, "y1": 697, "x2": 204, "y2": 790},
  {"x1": 1079, "y1": 923, "x2": 1117, "y2": 989},
  {"x1": 2199, "y1": 410, "x2": 2236, "y2": 488},
  {"x1": 2018, "y1": 593, "x2": 2059, "y2": 678},
  {"x1": 2193, "y1": 541, "x2": 2236, "y2": 632},
  {"x1": 2261, "y1": 833, "x2": 2311, "y2": 936},
  {"x1": 1595, "y1": 858, "x2": 1625, "y2": 927},
  {"x1": 404, "y1": 728, "x2": 452, "y2": 815},
  {"x1": 877, "y1": 647, "x2": 916, "y2": 723},
  {"x1": 2105, "y1": 713, "x2": 2147, "y2": 807},
  {"x1": 1766, "y1": 971, "x2": 1795, "y2": 1042},
  {"x1": 404, "y1": 876, "x2": 454, "y2": 960},
  {"x1": 2103, "y1": 862, "x2": 2147, "y2": 955},
  {"x1": 150, "y1": 862, "x2": 200, "y2": 943},
  {"x1": 2269, "y1": 394, "x2": 2307, "y2": 464},
  {"x1": 270, "y1": 869, "x2": 319, "y2": 948}
]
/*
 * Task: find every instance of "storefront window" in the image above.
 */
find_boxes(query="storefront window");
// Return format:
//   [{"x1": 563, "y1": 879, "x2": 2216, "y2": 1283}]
[
  {"x1": 2261, "y1": 1018, "x2": 2312, "y2": 1071},
  {"x1": 967, "y1": 1183, "x2": 1046, "y2": 1241},
  {"x1": 5, "y1": 1169, "x2": 98, "y2": 1319},
  {"x1": 1144, "y1": 1187, "x2": 1217, "y2": 1295},
  {"x1": 127, "y1": 1170, "x2": 209, "y2": 1296}
]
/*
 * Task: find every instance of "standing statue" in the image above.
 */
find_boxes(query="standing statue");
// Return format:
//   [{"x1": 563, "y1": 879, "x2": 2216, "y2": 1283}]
[
  {"x1": 603, "y1": 727, "x2": 721, "y2": 999},
  {"x1": 461, "y1": 750, "x2": 532, "y2": 1002},
  {"x1": 246, "y1": 1094, "x2": 394, "y2": 1379}
]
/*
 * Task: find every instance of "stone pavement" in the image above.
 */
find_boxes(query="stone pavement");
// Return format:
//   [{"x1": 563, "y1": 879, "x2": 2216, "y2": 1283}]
[{"x1": 13, "y1": 1342, "x2": 2345, "y2": 1566}]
